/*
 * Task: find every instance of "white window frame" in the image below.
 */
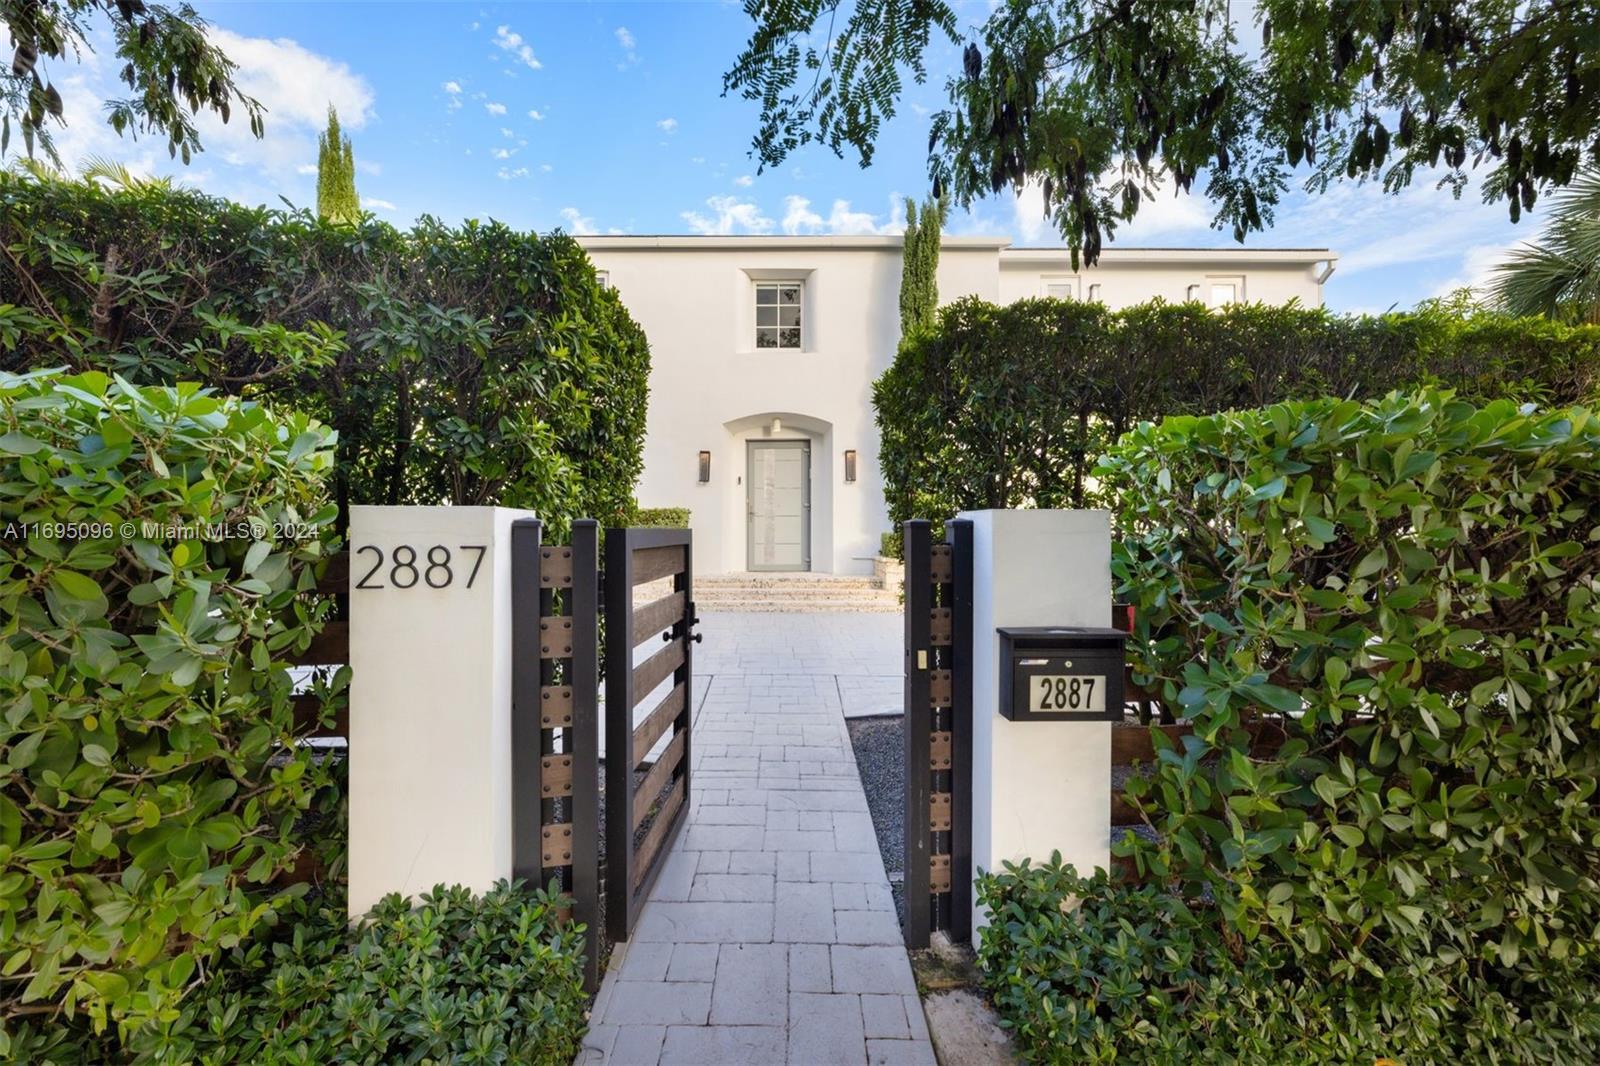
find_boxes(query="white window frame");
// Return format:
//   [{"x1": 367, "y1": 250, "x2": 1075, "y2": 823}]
[
  {"x1": 1087, "y1": 282, "x2": 1102, "y2": 303},
  {"x1": 1042, "y1": 275, "x2": 1080, "y2": 300},
  {"x1": 595, "y1": 271, "x2": 611, "y2": 290},
  {"x1": 754, "y1": 280, "x2": 805, "y2": 351},
  {"x1": 1207, "y1": 275, "x2": 1245, "y2": 308}
]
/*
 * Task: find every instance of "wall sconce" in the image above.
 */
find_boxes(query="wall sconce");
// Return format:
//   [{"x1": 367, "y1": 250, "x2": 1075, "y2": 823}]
[
  {"x1": 698, "y1": 450, "x2": 711, "y2": 483},
  {"x1": 844, "y1": 449, "x2": 857, "y2": 482}
]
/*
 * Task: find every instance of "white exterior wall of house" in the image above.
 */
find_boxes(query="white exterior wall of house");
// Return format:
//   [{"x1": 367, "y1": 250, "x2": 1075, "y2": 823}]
[{"x1": 579, "y1": 235, "x2": 1335, "y2": 576}]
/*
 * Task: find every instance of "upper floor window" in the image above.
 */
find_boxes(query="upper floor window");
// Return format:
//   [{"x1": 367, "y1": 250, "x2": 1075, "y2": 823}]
[
  {"x1": 756, "y1": 282, "x2": 803, "y2": 349},
  {"x1": 1042, "y1": 275, "x2": 1080, "y2": 300},
  {"x1": 1208, "y1": 276, "x2": 1244, "y2": 307},
  {"x1": 595, "y1": 271, "x2": 611, "y2": 290}
]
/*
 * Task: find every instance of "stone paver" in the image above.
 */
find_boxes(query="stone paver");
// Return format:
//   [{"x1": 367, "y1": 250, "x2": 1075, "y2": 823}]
[{"x1": 582, "y1": 611, "x2": 931, "y2": 1066}]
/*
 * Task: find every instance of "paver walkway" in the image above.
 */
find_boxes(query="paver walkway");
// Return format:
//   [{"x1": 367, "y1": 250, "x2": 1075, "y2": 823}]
[{"x1": 578, "y1": 612, "x2": 932, "y2": 1066}]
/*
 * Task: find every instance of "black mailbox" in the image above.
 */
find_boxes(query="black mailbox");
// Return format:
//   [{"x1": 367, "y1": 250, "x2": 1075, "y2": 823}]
[{"x1": 997, "y1": 627, "x2": 1127, "y2": 722}]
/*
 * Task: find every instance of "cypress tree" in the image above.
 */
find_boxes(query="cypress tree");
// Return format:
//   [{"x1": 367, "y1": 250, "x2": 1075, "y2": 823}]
[
  {"x1": 316, "y1": 106, "x2": 360, "y2": 224},
  {"x1": 898, "y1": 194, "x2": 948, "y2": 335}
]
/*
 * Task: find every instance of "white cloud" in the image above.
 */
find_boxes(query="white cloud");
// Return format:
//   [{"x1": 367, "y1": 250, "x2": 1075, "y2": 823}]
[
  {"x1": 296, "y1": 163, "x2": 318, "y2": 175},
  {"x1": 527, "y1": 109, "x2": 545, "y2": 121},
  {"x1": 691, "y1": 156, "x2": 706, "y2": 165},
  {"x1": 1010, "y1": 171, "x2": 1212, "y2": 246},
  {"x1": 492, "y1": 148, "x2": 515, "y2": 160},
  {"x1": 733, "y1": 174, "x2": 753, "y2": 188},
  {"x1": 1428, "y1": 241, "x2": 1520, "y2": 302},
  {"x1": 209, "y1": 28, "x2": 374, "y2": 129},
  {"x1": 615, "y1": 26, "x2": 638, "y2": 66},
  {"x1": 781, "y1": 195, "x2": 903, "y2": 236},
  {"x1": 493, "y1": 25, "x2": 542, "y2": 70},
  {"x1": 500, "y1": 127, "x2": 514, "y2": 138},
  {"x1": 363, "y1": 197, "x2": 397, "y2": 211},
  {"x1": 540, "y1": 163, "x2": 554, "y2": 173},
  {"x1": 657, "y1": 117, "x2": 678, "y2": 133},
  {"x1": 560, "y1": 207, "x2": 598, "y2": 235},
  {"x1": 681, "y1": 195, "x2": 774, "y2": 235},
  {"x1": 442, "y1": 80, "x2": 462, "y2": 94},
  {"x1": 486, "y1": 102, "x2": 507, "y2": 115},
  {"x1": 497, "y1": 166, "x2": 531, "y2": 180}
]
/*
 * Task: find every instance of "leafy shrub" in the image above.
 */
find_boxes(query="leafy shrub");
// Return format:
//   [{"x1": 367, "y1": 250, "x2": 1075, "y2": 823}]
[
  {"x1": 0, "y1": 172, "x2": 651, "y2": 536},
  {"x1": 631, "y1": 506, "x2": 690, "y2": 528},
  {"x1": 876, "y1": 295, "x2": 1600, "y2": 528},
  {"x1": 11, "y1": 882, "x2": 587, "y2": 1065},
  {"x1": 977, "y1": 856, "x2": 1600, "y2": 1064},
  {"x1": 1051, "y1": 390, "x2": 1600, "y2": 1061},
  {"x1": 879, "y1": 531, "x2": 902, "y2": 559},
  {"x1": 0, "y1": 368, "x2": 341, "y2": 1044}
]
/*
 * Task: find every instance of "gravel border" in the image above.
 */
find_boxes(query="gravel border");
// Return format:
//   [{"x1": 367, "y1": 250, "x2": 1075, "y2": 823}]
[{"x1": 846, "y1": 714, "x2": 907, "y2": 925}]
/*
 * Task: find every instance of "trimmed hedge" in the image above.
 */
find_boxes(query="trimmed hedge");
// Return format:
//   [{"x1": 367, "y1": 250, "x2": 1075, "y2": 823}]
[
  {"x1": 973, "y1": 391, "x2": 1600, "y2": 1062},
  {"x1": 0, "y1": 369, "x2": 342, "y2": 1043},
  {"x1": 632, "y1": 506, "x2": 691, "y2": 528},
  {"x1": 0, "y1": 173, "x2": 651, "y2": 537},
  {"x1": 875, "y1": 296, "x2": 1600, "y2": 529}
]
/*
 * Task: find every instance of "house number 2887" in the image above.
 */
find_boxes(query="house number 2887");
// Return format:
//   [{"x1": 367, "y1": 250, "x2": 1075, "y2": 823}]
[{"x1": 354, "y1": 544, "x2": 487, "y2": 589}]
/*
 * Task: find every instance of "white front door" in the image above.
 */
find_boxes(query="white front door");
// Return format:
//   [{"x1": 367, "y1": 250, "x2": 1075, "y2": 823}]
[{"x1": 747, "y1": 441, "x2": 810, "y2": 571}]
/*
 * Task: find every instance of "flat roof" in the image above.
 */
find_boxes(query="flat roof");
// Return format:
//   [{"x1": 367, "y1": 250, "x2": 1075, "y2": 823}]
[{"x1": 576, "y1": 235, "x2": 1336, "y2": 262}]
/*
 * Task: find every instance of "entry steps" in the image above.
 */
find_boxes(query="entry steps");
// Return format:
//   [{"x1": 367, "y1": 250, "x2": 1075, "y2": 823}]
[{"x1": 693, "y1": 571, "x2": 900, "y2": 613}]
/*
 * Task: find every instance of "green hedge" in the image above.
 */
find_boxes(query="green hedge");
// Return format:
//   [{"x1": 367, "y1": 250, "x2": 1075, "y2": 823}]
[
  {"x1": 974, "y1": 390, "x2": 1600, "y2": 1062},
  {"x1": 631, "y1": 506, "x2": 690, "y2": 528},
  {"x1": 0, "y1": 173, "x2": 651, "y2": 536},
  {"x1": 0, "y1": 369, "x2": 342, "y2": 1043},
  {"x1": 14, "y1": 882, "x2": 588, "y2": 1065},
  {"x1": 875, "y1": 296, "x2": 1600, "y2": 529}
]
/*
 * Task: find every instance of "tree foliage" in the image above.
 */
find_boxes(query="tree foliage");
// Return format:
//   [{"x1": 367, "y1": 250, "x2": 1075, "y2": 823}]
[
  {"x1": 1, "y1": 0, "x2": 263, "y2": 165},
  {"x1": 1004, "y1": 389, "x2": 1600, "y2": 1062},
  {"x1": 898, "y1": 194, "x2": 946, "y2": 335},
  {"x1": 0, "y1": 368, "x2": 342, "y2": 1044},
  {"x1": 874, "y1": 295, "x2": 1600, "y2": 530},
  {"x1": 0, "y1": 172, "x2": 652, "y2": 537},
  {"x1": 314, "y1": 106, "x2": 358, "y2": 225},
  {"x1": 727, "y1": 0, "x2": 1600, "y2": 265},
  {"x1": 1491, "y1": 167, "x2": 1600, "y2": 324}
]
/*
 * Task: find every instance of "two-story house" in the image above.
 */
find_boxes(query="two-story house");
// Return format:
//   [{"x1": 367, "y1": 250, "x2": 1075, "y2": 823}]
[{"x1": 578, "y1": 236, "x2": 1337, "y2": 576}]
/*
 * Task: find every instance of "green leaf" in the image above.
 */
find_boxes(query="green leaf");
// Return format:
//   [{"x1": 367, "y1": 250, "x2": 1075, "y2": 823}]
[{"x1": 0, "y1": 431, "x2": 47, "y2": 455}]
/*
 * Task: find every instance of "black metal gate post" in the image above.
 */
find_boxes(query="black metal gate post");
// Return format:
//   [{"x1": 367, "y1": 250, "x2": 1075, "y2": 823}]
[
  {"x1": 511, "y1": 518, "x2": 601, "y2": 991},
  {"x1": 902, "y1": 520, "x2": 932, "y2": 947},
  {"x1": 902, "y1": 517, "x2": 974, "y2": 947}
]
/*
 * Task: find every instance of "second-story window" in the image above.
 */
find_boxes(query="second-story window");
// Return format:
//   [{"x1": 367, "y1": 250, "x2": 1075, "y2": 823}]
[{"x1": 756, "y1": 282, "x2": 803, "y2": 349}]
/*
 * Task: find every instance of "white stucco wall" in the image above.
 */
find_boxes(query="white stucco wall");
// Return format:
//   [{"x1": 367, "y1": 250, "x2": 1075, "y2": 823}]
[
  {"x1": 581, "y1": 236, "x2": 1003, "y2": 575},
  {"x1": 580, "y1": 236, "x2": 1335, "y2": 576}
]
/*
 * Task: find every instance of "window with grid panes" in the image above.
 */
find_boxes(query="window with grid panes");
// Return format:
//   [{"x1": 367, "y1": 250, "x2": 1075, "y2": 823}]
[{"x1": 755, "y1": 282, "x2": 803, "y2": 349}]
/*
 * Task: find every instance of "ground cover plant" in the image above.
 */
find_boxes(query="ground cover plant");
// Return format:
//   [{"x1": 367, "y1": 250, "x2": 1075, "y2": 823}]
[
  {"x1": 875, "y1": 295, "x2": 1600, "y2": 530},
  {"x1": 0, "y1": 171, "x2": 651, "y2": 539},
  {"x1": 977, "y1": 390, "x2": 1600, "y2": 1062},
  {"x1": 0, "y1": 368, "x2": 341, "y2": 1047}
]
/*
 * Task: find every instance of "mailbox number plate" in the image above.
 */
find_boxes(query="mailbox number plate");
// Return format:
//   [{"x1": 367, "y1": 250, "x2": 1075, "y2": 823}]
[{"x1": 1029, "y1": 675, "x2": 1106, "y2": 714}]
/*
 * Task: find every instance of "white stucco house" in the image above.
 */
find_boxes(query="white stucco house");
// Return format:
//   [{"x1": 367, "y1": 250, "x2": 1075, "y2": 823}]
[{"x1": 578, "y1": 236, "x2": 1337, "y2": 577}]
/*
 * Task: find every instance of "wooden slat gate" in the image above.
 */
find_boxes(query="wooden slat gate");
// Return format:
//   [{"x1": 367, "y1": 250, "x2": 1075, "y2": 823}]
[
  {"x1": 604, "y1": 527, "x2": 698, "y2": 942},
  {"x1": 511, "y1": 519, "x2": 601, "y2": 990},
  {"x1": 902, "y1": 519, "x2": 973, "y2": 947}
]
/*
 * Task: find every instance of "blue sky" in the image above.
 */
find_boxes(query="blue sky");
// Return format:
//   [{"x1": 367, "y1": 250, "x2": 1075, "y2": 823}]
[{"x1": 42, "y1": 1, "x2": 1545, "y2": 314}]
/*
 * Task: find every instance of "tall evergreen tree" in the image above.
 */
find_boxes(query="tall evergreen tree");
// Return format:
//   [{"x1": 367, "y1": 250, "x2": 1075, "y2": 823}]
[
  {"x1": 898, "y1": 194, "x2": 947, "y2": 334},
  {"x1": 316, "y1": 106, "x2": 359, "y2": 224}
]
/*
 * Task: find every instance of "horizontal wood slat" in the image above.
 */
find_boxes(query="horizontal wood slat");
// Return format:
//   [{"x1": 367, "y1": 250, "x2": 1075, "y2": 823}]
[
  {"x1": 929, "y1": 544, "x2": 953, "y2": 583},
  {"x1": 315, "y1": 552, "x2": 349, "y2": 595},
  {"x1": 632, "y1": 590, "x2": 687, "y2": 647},
  {"x1": 540, "y1": 754, "x2": 573, "y2": 798},
  {"x1": 633, "y1": 729, "x2": 687, "y2": 829},
  {"x1": 632, "y1": 778, "x2": 686, "y2": 890},
  {"x1": 1111, "y1": 721, "x2": 1288, "y2": 766},
  {"x1": 930, "y1": 854, "x2": 951, "y2": 893},
  {"x1": 930, "y1": 608, "x2": 952, "y2": 646},
  {"x1": 540, "y1": 686, "x2": 573, "y2": 728},
  {"x1": 540, "y1": 616, "x2": 574, "y2": 659},
  {"x1": 633, "y1": 639, "x2": 684, "y2": 706},
  {"x1": 930, "y1": 793, "x2": 951, "y2": 832},
  {"x1": 633, "y1": 683, "x2": 686, "y2": 766},
  {"x1": 538, "y1": 547, "x2": 574, "y2": 588},
  {"x1": 632, "y1": 545, "x2": 686, "y2": 586},
  {"x1": 541, "y1": 823, "x2": 574, "y2": 867},
  {"x1": 289, "y1": 621, "x2": 348, "y2": 666},
  {"x1": 291, "y1": 695, "x2": 347, "y2": 737},
  {"x1": 929, "y1": 731, "x2": 952, "y2": 770}
]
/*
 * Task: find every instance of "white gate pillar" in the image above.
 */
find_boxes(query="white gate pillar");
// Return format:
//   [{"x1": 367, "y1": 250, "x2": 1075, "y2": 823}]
[
  {"x1": 346, "y1": 506, "x2": 534, "y2": 919},
  {"x1": 962, "y1": 509, "x2": 1113, "y2": 944}
]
